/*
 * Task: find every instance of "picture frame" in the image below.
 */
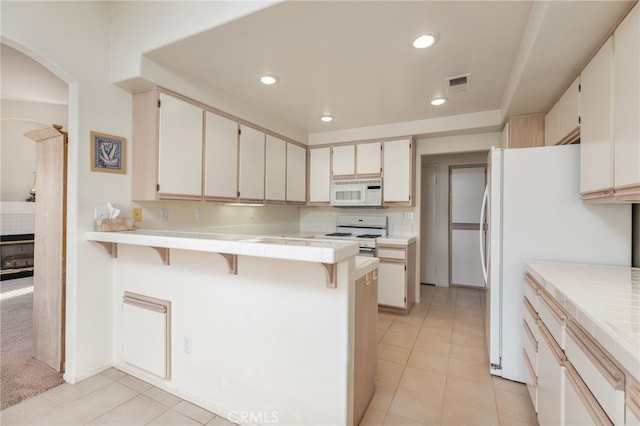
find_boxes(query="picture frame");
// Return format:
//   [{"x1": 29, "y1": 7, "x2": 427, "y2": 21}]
[{"x1": 91, "y1": 131, "x2": 126, "y2": 174}]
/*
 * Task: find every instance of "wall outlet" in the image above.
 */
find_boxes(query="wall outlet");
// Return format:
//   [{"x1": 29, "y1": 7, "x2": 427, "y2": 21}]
[
  {"x1": 183, "y1": 335, "x2": 192, "y2": 354},
  {"x1": 195, "y1": 208, "x2": 202, "y2": 221},
  {"x1": 402, "y1": 212, "x2": 414, "y2": 220},
  {"x1": 133, "y1": 208, "x2": 142, "y2": 222},
  {"x1": 160, "y1": 208, "x2": 169, "y2": 222}
]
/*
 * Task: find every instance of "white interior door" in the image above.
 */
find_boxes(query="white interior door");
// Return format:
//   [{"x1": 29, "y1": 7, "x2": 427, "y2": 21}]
[
  {"x1": 449, "y1": 165, "x2": 486, "y2": 287},
  {"x1": 420, "y1": 164, "x2": 437, "y2": 284}
]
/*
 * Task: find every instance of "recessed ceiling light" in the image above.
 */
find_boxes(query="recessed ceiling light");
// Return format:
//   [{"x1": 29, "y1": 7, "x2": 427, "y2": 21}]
[
  {"x1": 430, "y1": 96, "x2": 447, "y2": 106},
  {"x1": 412, "y1": 33, "x2": 439, "y2": 49},
  {"x1": 259, "y1": 73, "x2": 279, "y2": 85},
  {"x1": 320, "y1": 115, "x2": 334, "y2": 122}
]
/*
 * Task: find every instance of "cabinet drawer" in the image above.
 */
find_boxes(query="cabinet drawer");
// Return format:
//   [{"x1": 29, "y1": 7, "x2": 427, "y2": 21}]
[
  {"x1": 523, "y1": 319, "x2": 538, "y2": 373},
  {"x1": 565, "y1": 321, "x2": 624, "y2": 425},
  {"x1": 524, "y1": 274, "x2": 540, "y2": 312},
  {"x1": 565, "y1": 361, "x2": 613, "y2": 426},
  {"x1": 538, "y1": 289, "x2": 566, "y2": 349},
  {"x1": 376, "y1": 247, "x2": 406, "y2": 260},
  {"x1": 523, "y1": 295, "x2": 539, "y2": 340}
]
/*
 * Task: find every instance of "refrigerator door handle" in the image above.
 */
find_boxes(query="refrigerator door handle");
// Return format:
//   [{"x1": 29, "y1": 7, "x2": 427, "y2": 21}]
[{"x1": 479, "y1": 185, "x2": 489, "y2": 284}]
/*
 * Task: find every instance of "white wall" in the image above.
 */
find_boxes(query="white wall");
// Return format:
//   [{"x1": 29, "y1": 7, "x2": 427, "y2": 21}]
[
  {"x1": 1, "y1": 100, "x2": 67, "y2": 201},
  {"x1": 2, "y1": 1, "x2": 133, "y2": 382}
]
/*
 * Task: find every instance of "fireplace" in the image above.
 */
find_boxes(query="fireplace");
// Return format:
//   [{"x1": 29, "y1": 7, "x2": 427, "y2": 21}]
[{"x1": 1, "y1": 233, "x2": 35, "y2": 280}]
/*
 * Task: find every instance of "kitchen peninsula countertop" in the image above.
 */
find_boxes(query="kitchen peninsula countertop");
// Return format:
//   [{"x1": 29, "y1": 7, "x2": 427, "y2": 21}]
[
  {"x1": 376, "y1": 235, "x2": 416, "y2": 245},
  {"x1": 85, "y1": 229, "x2": 359, "y2": 264},
  {"x1": 525, "y1": 260, "x2": 640, "y2": 380}
]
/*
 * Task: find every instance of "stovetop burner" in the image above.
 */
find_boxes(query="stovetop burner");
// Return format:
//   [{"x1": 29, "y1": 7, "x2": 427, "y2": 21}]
[{"x1": 325, "y1": 232, "x2": 352, "y2": 237}]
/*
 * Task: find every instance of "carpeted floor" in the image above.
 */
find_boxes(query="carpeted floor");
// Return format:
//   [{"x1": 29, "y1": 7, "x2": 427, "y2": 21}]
[{"x1": 1, "y1": 279, "x2": 64, "y2": 410}]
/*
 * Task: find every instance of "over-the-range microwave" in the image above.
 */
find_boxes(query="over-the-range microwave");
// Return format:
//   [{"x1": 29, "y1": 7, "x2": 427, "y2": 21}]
[{"x1": 330, "y1": 178, "x2": 382, "y2": 207}]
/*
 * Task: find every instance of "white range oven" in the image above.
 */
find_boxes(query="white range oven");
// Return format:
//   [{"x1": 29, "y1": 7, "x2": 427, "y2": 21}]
[{"x1": 322, "y1": 215, "x2": 388, "y2": 257}]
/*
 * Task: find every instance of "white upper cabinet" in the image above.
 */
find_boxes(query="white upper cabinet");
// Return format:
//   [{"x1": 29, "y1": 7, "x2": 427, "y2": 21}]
[
  {"x1": 309, "y1": 147, "x2": 331, "y2": 204},
  {"x1": 157, "y1": 93, "x2": 203, "y2": 198},
  {"x1": 545, "y1": 78, "x2": 580, "y2": 146},
  {"x1": 331, "y1": 145, "x2": 355, "y2": 178},
  {"x1": 204, "y1": 111, "x2": 238, "y2": 200},
  {"x1": 265, "y1": 135, "x2": 286, "y2": 202},
  {"x1": 382, "y1": 139, "x2": 414, "y2": 205},
  {"x1": 238, "y1": 124, "x2": 265, "y2": 201},
  {"x1": 286, "y1": 143, "x2": 307, "y2": 203},
  {"x1": 580, "y1": 37, "x2": 614, "y2": 196},
  {"x1": 356, "y1": 142, "x2": 382, "y2": 176},
  {"x1": 614, "y1": 4, "x2": 640, "y2": 199}
]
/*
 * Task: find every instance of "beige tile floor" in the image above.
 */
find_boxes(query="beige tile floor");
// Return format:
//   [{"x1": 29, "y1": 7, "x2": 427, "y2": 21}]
[
  {"x1": 361, "y1": 285, "x2": 538, "y2": 426},
  {"x1": 1, "y1": 285, "x2": 537, "y2": 426},
  {"x1": 0, "y1": 367, "x2": 235, "y2": 426}
]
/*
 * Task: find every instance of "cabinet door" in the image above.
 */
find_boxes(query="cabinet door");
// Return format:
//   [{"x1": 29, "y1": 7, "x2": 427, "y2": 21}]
[
  {"x1": 383, "y1": 139, "x2": 413, "y2": 205},
  {"x1": 204, "y1": 111, "x2": 238, "y2": 200},
  {"x1": 580, "y1": 37, "x2": 614, "y2": 195},
  {"x1": 614, "y1": 4, "x2": 640, "y2": 192},
  {"x1": 158, "y1": 93, "x2": 203, "y2": 198},
  {"x1": 377, "y1": 262, "x2": 406, "y2": 308},
  {"x1": 356, "y1": 142, "x2": 381, "y2": 176},
  {"x1": 309, "y1": 147, "x2": 331, "y2": 204},
  {"x1": 286, "y1": 143, "x2": 306, "y2": 203},
  {"x1": 238, "y1": 125, "x2": 265, "y2": 201},
  {"x1": 265, "y1": 135, "x2": 286, "y2": 202},
  {"x1": 557, "y1": 77, "x2": 581, "y2": 143},
  {"x1": 332, "y1": 145, "x2": 355, "y2": 177},
  {"x1": 537, "y1": 321, "x2": 565, "y2": 426}
]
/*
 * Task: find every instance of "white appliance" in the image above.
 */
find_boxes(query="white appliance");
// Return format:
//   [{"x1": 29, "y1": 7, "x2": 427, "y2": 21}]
[
  {"x1": 480, "y1": 144, "x2": 631, "y2": 383},
  {"x1": 330, "y1": 178, "x2": 382, "y2": 207},
  {"x1": 323, "y1": 215, "x2": 388, "y2": 256}
]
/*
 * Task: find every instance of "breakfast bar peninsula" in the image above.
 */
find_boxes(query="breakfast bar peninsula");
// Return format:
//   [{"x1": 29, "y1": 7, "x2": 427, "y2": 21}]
[{"x1": 86, "y1": 229, "x2": 379, "y2": 425}]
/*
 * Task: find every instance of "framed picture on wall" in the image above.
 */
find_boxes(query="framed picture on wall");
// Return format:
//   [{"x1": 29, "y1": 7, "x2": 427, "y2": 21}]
[{"x1": 91, "y1": 131, "x2": 126, "y2": 174}]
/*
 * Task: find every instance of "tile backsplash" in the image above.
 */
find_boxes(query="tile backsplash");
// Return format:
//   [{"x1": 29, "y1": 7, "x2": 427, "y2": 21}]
[{"x1": 1, "y1": 202, "x2": 35, "y2": 235}]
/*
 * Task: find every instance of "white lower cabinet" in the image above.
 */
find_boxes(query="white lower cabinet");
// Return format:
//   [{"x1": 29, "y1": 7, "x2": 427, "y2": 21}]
[
  {"x1": 524, "y1": 272, "x2": 636, "y2": 425},
  {"x1": 537, "y1": 320, "x2": 566, "y2": 426},
  {"x1": 376, "y1": 241, "x2": 415, "y2": 314},
  {"x1": 565, "y1": 361, "x2": 613, "y2": 426}
]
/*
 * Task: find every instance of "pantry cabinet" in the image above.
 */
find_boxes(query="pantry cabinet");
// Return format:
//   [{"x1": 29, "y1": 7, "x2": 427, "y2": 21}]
[
  {"x1": 613, "y1": 4, "x2": 640, "y2": 200},
  {"x1": 382, "y1": 138, "x2": 414, "y2": 206},
  {"x1": 204, "y1": 111, "x2": 238, "y2": 201},
  {"x1": 376, "y1": 240, "x2": 415, "y2": 314},
  {"x1": 286, "y1": 142, "x2": 307, "y2": 204},
  {"x1": 265, "y1": 135, "x2": 286, "y2": 202},
  {"x1": 580, "y1": 37, "x2": 614, "y2": 197},
  {"x1": 545, "y1": 78, "x2": 581, "y2": 146},
  {"x1": 238, "y1": 125, "x2": 265, "y2": 202},
  {"x1": 308, "y1": 147, "x2": 331, "y2": 204}
]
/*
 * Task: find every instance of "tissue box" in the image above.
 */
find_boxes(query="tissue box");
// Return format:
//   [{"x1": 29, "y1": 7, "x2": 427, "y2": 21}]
[{"x1": 94, "y1": 218, "x2": 135, "y2": 232}]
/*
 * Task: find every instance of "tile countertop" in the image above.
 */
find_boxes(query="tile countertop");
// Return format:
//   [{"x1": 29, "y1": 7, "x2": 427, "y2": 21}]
[
  {"x1": 376, "y1": 236, "x2": 416, "y2": 245},
  {"x1": 355, "y1": 256, "x2": 380, "y2": 278},
  {"x1": 525, "y1": 260, "x2": 640, "y2": 381},
  {"x1": 85, "y1": 229, "x2": 359, "y2": 264}
]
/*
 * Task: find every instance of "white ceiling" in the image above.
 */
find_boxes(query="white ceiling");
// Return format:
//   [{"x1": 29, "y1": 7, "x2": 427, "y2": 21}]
[
  {"x1": 145, "y1": 0, "x2": 634, "y2": 135},
  {"x1": 2, "y1": 1, "x2": 634, "y2": 138}
]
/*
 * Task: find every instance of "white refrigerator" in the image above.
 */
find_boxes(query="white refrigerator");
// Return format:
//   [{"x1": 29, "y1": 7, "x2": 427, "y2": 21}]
[{"x1": 481, "y1": 144, "x2": 631, "y2": 383}]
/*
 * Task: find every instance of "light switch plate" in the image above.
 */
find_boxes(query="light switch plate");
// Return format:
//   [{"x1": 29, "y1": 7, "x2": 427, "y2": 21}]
[{"x1": 133, "y1": 208, "x2": 142, "y2": 222}]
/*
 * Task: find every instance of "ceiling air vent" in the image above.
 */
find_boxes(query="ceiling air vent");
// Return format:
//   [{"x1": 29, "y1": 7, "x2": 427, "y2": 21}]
[{"x1": 446, "y1": 73, "x2": 471, "y2": 94}]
